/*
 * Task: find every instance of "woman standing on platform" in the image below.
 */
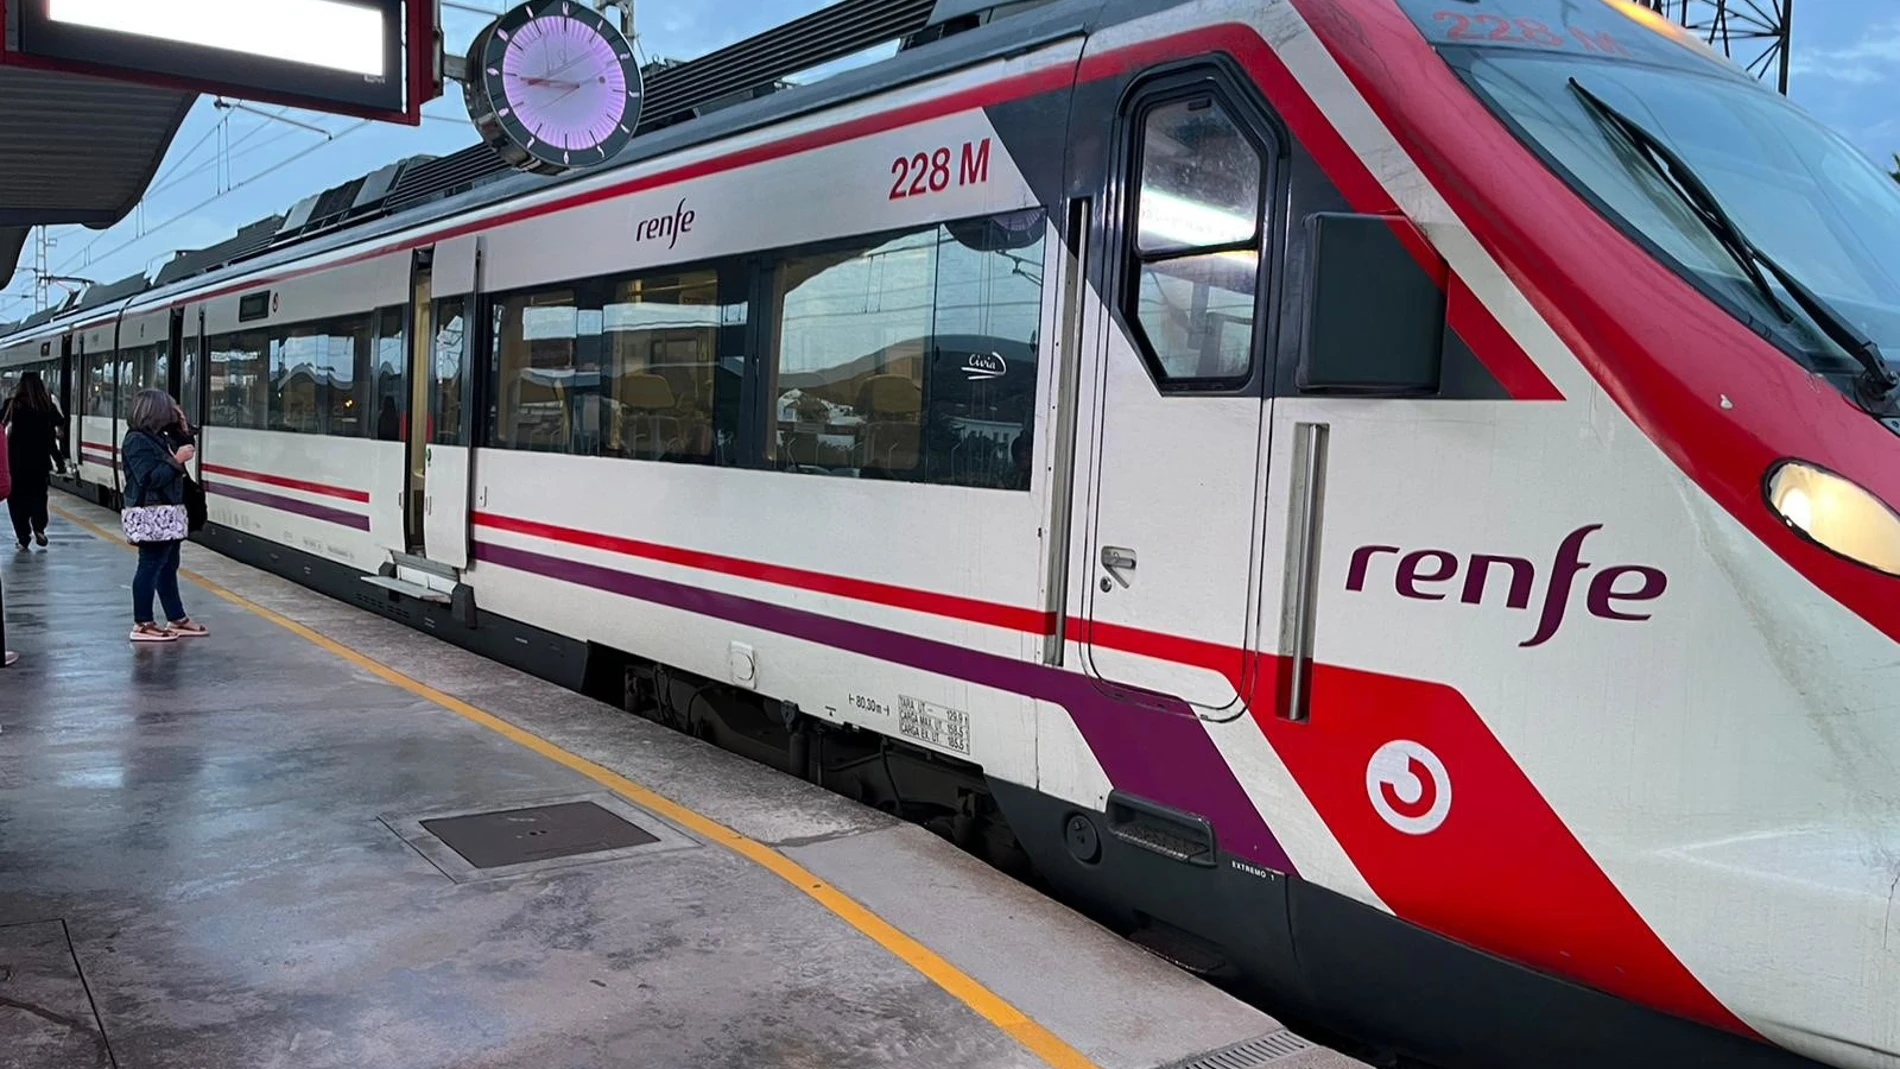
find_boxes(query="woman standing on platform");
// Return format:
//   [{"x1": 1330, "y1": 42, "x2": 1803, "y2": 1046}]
[
  {"x1": 121, "y1": 389, "x2": 207, "y2": 644},
  {"x1": 1, "y1": 371, "x2": 68, "y2": 550}
]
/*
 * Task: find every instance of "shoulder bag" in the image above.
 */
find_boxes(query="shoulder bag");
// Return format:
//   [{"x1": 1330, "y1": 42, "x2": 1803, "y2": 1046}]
[{"x1": 120, "y1": 433, "x2": 189, "y2": 545}]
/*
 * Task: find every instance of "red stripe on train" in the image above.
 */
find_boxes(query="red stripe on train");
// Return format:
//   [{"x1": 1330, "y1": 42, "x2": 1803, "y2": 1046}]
[
  {"x1": 199, "y1": 463, "x2": 370, "y2": 504},
  {"x1": 473, "y1": 511, "x2": 1055, "y2": 634}
]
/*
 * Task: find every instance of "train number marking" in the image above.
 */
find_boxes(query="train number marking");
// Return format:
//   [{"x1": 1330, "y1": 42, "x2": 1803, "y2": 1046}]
[
  {"x1": 1431, "y1": 11, "x2": 1630, "y2": 54},
  {"x1": 897, "y1": 695, "x2": 971, "y2": 755},
  {"x1": 889, "y1": 138, "x2": 991, "y2": 201},
  {"x1": 1367, "y1": 740, "x2": 1451, "y2": 836}
]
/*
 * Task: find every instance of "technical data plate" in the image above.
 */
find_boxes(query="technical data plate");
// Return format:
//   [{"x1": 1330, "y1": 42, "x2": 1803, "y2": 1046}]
[{"x1": 382, "y1": 793, "x2": 699, "y2": 884}]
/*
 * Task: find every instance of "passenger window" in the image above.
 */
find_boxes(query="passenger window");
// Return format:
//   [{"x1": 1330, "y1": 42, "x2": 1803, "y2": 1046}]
[
  {"x1": 180, "y1": 336, "x2": 201, "y2": 427},
  {"x1": 372, "y1": 306, "x2": 406, "y2": 442},
  {"x1": 432, "y1": 299, "x2": 468, "y2": 446},
  {"x1": 766, "y1": 212, "x2": 1044, "y2": 490},
  {"x1": 86, "y1": 353, "x2": 112, "y2": 418},
  {"x1": 323, "y1": 317, "x2": 371, "y2": 438},
  {"x1": 602, "y1": 269, "x2": 724, "y2": 463},
  {"x1": 489, "y1": 288, "x2": 579, "y2": 453},
  {"x1": 116, "y1": 357, "x2": 136, "y2": 419},
  {"x1": 1129, "y1": 95, "x2": 1267, "y2": 385},
  {"x1": 208, "y1": 332, "x2": 268, "y2": 429}
]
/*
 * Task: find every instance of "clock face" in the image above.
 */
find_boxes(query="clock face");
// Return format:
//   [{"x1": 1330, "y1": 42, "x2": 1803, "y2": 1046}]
[{"x1": 468, "y1": 1, "x2": 643, "y2": 173}]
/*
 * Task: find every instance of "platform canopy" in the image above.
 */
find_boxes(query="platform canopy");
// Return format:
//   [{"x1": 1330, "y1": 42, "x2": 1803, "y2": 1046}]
[{"x1": 0, "y1": 63, "x2": 196, "y2": 281}]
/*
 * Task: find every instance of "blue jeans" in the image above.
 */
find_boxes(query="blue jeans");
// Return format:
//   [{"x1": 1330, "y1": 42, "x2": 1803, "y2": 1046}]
[{"x1": 134, "y1": 540, "x2": 185, "y2": 625}]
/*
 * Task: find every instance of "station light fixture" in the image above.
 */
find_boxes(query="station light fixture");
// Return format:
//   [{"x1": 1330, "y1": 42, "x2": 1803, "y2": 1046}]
[{"x1": 1765, "y1": 460, "x2": 1900, "y2": 576}]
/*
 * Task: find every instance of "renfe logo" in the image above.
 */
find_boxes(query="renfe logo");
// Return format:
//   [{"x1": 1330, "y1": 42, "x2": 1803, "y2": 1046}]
[
  {"x1": 1345, "y1": 524, "x2": 1667, "y2": 648},
  {"x1": 1367, "y1": 740, "x2": 1450, "y2": 835},
  {"x1": 635, "y1": 198, "x2": 696, "y2": 249}
]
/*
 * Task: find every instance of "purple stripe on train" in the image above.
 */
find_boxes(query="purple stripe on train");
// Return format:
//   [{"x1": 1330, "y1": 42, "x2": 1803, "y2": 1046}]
[
  {"x1": 204, "y1": 481, "x2": 371, "y2": 531},
  {"x1": 474, "y1": 540, "x2": 1298, "y2": 875}
]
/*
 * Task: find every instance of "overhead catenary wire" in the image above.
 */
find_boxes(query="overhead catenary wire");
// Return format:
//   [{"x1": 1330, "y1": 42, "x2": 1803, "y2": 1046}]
[{"x1": 51, "y1": 118, "x2": 375, "y2": 283}]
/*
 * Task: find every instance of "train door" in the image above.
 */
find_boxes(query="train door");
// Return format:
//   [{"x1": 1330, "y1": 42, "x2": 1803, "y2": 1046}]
[
  {"x1": 173, "y1": 307, "x2": 204, "y2": 483},
  {"x1": 1079, "y1": 66, "x2": 1282, "y2": 713},
  {"x1": 404, "y1": 249, "x2": 434, "y2": 551},
  {"x1": 58, "y1": 335, "x2": 75, "y2": 466},
  {"x1": 407, "y1": 236, "x2": 477, "y2": 572}
]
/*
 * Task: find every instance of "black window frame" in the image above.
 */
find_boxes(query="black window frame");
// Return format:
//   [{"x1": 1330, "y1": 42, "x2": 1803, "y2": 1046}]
[{"x1": 1113, "y1": 64, "x2": 1286, "y2": 396}]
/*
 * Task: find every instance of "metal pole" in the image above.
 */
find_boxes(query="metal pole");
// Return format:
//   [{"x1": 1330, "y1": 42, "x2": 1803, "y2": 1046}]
[
  {"x1": 1777, "y1": 0, "x2": 1793, "y2": 94},
  {"x1": 0, "y1": 555, "x2": 9, "y2": 668}
]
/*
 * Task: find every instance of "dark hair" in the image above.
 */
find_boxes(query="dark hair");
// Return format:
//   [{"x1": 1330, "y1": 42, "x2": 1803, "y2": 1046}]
[
  {"x1": 8, "y1": 370, "x2": 53, "y2": 415},
  {"x1": 128, "y1": 388, "x2": 180, "y2": 435}
]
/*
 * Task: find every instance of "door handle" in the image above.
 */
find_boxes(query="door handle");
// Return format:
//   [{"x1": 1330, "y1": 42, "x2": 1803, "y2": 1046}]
[{"x1": 1100, "y1": 546, "x2": 1137, "y2": 589}]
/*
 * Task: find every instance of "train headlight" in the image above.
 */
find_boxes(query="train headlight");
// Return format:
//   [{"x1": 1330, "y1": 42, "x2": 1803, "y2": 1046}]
[{"x1": 1765, "y1": 461, "x2": 1900, "y2": 576}]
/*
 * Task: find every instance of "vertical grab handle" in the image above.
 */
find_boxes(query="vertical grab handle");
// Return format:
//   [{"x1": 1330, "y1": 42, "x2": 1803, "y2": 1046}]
[{"x1": 1278, "y1": 422, "x2": 1330, "y2": 723}]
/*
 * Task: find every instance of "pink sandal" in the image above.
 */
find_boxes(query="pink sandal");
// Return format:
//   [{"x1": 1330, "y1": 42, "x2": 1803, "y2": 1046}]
[{"x1": 130, "y1": 623, "x2": 176, "y2": 643}]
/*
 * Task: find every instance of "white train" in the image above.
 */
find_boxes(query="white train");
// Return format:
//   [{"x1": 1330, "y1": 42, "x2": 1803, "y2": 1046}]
[{"x1": 6, "y1": 0, "x2": 1899, "y2": 1067}]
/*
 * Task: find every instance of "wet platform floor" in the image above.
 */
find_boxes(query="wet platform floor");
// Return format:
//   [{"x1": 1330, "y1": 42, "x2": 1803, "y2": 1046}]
[{"x1": 0, "y1": 497, "x2": 1365, "y2": 1069}]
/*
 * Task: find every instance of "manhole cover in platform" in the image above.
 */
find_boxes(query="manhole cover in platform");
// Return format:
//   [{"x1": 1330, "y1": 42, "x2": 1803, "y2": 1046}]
[
  {"x1": 383, "y1": 793, "x2": 697, "y2": 883},
  {"x1": 422, "y1": 801, "x2": 658, "y2": 869}
]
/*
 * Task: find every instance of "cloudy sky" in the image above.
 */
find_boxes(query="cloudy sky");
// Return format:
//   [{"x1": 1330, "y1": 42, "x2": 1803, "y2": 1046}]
[{"x1": 2, "y1": 0, "x2": 1895, "y2": 321}]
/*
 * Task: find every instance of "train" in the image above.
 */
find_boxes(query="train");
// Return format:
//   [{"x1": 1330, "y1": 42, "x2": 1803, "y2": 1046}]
[{"x1": 5, "y1": 0, "x2": 1899, "y2": 1066}]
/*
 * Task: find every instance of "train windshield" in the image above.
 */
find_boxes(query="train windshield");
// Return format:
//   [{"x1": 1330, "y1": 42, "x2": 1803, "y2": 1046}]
[{"x1": 1396, "y1": 0, "x2": 1900, "y2": 376}]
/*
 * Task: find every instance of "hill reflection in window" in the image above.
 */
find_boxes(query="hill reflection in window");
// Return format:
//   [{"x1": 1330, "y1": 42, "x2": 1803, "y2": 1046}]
[{"x1": 767, "y1": 211, "x2": 1045, "y2": 492}]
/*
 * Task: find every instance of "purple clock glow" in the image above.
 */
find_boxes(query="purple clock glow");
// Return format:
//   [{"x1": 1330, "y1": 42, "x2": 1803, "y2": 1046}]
[{"x1": 500, "y1": 15, "x2": 628, "y2": 151}]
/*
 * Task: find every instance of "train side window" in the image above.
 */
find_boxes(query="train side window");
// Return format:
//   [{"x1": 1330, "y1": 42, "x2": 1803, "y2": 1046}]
[
  {"x1": 431, "y1": 298, "x2": 469, "y2": 446},
  {"x1": 324, "y1": 316, "x2": 371, "y2": 438},
  {"x1": 180, "y1": 335, "x2": 201, "y2": 428},
  {"x1": 86, "y1": 352, "x2": 112, "y2": 418},
  {"x1": 764, "y1": 211, "x2": 1044, "y2": 490},
  {"x1": 489, "y1": 287, "x2": 580, "y2": 453},
  {"x1": 207, "y1": 331, "x2": 268, "y2": 429},
  {"x1": 1126, "y1": 94, "x2": 1267, "y2": 386},
  {"x1": 371, "y1": 306, "x2": 406, "y2": 441},
  {"x1": 601, "y1": 269, "x2": 726, "y2": 465}
]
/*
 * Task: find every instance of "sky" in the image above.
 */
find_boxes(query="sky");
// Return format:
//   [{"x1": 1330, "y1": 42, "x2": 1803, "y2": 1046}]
[{"x1": 3, "y1": 0, "x2": 1897, "y2": 322}]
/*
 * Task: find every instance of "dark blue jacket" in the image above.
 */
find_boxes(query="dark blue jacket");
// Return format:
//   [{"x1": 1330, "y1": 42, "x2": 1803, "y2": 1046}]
[{"x1": 121, "y1": 430, "x2": 186, "y2": 508}]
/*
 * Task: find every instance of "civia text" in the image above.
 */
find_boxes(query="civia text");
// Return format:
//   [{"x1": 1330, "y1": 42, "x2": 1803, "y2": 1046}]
[
  {"x1": 636, "y1": 198, "x2": 696, "y2": 250},
  {"x1": 1346, "y1": 524, "x2": 1667, "y2": 648}
]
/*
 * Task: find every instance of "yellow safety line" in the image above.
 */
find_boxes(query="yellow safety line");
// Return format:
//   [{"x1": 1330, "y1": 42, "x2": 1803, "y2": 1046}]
[{"x1": 50, "y1": 504, "x2": 1102, "y2": 1069}]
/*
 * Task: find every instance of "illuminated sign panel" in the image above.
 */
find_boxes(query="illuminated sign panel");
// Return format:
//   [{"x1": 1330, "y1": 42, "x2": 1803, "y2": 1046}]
[{"x1": 2, "y1": 0, "x2": 421, "y2": 122}]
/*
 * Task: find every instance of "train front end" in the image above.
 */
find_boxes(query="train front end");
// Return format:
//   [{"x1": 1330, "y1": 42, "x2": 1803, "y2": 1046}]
[{"x1": 1272, "y1": 0, "x2": 1900, "y2": 1065}]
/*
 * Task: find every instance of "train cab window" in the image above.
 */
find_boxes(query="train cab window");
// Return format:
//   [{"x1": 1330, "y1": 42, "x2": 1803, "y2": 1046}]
[
  {"x1": 431, "y1": 299, "x2": 469, "y2": 446},
  {"x1": 601, "y1": 269, "x2": 724, "y2": 464},
  {"x1": 372, "y1": 306, "x2": 406, "y2": 442},
  {"x1": 490, "y1": 288, "x2": 580, "y2": 453},
  {"x1": 765, "y1": 212, "x2": 1044, "y2": 490},
  {"x1": 1128, "y1": 94, "x2": 1267, "y2": 386}
]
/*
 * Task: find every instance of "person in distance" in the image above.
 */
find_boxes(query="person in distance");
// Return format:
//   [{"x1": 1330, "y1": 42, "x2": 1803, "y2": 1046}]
[
  {"x1": 2, "y1": 370, "x2": 70, "y2": 550},
  {"x1": 120, "y1": 389, "x2": 208, "y2": 643},
  {"x1": 0, "y1": 426, "x2": 14, "y2": 667}
]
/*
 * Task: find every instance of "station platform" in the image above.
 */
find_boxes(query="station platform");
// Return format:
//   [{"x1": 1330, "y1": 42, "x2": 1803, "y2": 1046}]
[{"x1": 0, "y1": 496, "x2": 1366, "y2": 1069}]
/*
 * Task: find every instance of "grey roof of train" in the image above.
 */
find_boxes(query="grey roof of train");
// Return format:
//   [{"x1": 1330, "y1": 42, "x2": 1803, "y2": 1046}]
[{"x1": 3, "y1": 0, "x2": 1179, "y2": 340}]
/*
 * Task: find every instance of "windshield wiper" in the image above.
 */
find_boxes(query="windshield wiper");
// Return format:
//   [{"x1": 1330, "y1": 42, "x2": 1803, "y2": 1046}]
[{"x1": 1568, "y1": 79, "x2": 1900, "y2": 411}]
